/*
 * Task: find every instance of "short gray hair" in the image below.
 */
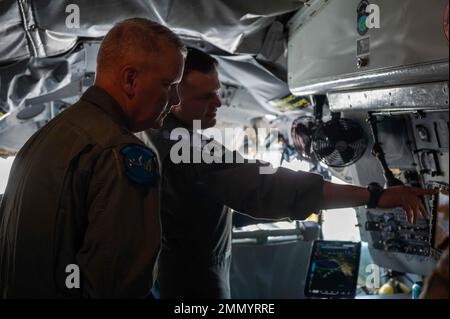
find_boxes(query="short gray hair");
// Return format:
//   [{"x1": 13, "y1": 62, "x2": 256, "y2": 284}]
[{"x1": 97, "y1": 18, "x2": 186, "y2": 73}]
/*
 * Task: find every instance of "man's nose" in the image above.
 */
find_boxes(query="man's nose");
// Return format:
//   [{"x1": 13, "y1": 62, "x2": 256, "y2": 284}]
[
  {"x1": 212, "y1": 94, "x2": 222, "y2": 109},
  {"x1": 169, "y1": 86, "x2": 181, "y2": 107}
]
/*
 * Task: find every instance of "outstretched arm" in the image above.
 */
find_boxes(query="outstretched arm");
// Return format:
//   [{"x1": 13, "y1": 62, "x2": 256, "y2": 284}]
[
  {"x1": 188, "y1": 148, "x2": 438, "y2": 223},
  {"x1": 322, "y1": 182, "x2": 438, "y2": 223}
]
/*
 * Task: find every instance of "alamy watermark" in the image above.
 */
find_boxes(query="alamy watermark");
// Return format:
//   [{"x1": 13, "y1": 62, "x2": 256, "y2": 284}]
[
  {"x1": 65, "y1": 264, "x2": 80, "y2": 289},
  {"x1": 357, "y1": 1, "x2": 381, "y2": 35},
  {"x1": 65, "y1": 4, "x2": 80, "y2": 29},
  {"x1": 63, "y1": 262, "x2": 382, "y2": 290},
  {"x1": 168, "y1": 120, "x2": 279, "y2": 175},
  {"x1": 365, "y1": 263, "x2": 381, "y2": 289}
]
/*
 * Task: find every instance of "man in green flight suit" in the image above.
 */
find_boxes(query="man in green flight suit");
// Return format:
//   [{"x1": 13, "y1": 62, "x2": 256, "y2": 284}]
[{"x1": 0, "y1": 18, "x2": 186, "y2": 299}]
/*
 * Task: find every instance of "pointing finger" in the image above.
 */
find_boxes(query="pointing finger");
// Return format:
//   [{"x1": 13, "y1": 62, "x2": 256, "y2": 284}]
[
  {"x1": 402, "y1": 204, "x2": 413, "y2": 224},
  {"x1": 418, "y1": 199, "x2": 429, "y2": 220},
  {"x1": 411, "y1": 188, "x2": 439, "y2": 196}
]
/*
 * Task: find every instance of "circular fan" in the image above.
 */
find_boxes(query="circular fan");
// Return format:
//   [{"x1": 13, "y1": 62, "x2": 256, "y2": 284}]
[
  {"x1": 291, "y1": 116, "x2": 318, "y2": 161},
  {"x1": 312, "y1": 118, "x2": 368, "y2": 167}
]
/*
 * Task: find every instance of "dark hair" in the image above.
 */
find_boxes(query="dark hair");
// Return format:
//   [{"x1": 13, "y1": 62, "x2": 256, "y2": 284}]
[
  {"x1": 183, "y1": 47, "x2": 218, "y2": 78},
  {"x1": 97, "y1": 18, "x2": 187, "y2": 73}
]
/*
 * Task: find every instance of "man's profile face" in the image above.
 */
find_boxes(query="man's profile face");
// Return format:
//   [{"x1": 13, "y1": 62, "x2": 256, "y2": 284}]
[
  {"x1": 178, "y1": 67, "x2": 222, "y2": 129},
  {"x1": 127, "y1": 42, "x2": 185, "y2": 132}
]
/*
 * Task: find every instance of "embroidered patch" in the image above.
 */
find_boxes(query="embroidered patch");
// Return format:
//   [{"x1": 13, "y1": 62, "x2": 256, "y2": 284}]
[{"x1": 120, "y1": 144, "x2": 158, "y2": 187}]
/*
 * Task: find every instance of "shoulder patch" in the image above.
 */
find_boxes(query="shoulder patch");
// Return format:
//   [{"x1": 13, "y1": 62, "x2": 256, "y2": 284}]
[{"x1": 120, "y1": 144, "x2": 159, "y2": 187}]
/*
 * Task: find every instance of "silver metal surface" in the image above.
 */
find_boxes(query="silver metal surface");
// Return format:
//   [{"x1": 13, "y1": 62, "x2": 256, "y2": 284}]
[
  {"x1": 328, "y1": 82, "x2": 450, "y2": 112},
  {"x1": 291, "y1": 61, "x2": 449, "y2": 95},
  {"x1": 288, "y1": 0, "x2": 450, "y2": 94},
  {"x1": 232, "y1": 221, "x2": 320, "y2": 242}
]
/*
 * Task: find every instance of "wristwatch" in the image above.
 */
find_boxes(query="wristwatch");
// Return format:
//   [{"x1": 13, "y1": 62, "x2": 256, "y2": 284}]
[{"x1": 367, "y1": 182, "x2": 385, "y2": 209}]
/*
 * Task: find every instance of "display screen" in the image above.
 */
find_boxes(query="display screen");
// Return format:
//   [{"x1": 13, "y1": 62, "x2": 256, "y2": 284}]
[{"x1": 305, "y1": 241, "x2": 361, "y2": 299}]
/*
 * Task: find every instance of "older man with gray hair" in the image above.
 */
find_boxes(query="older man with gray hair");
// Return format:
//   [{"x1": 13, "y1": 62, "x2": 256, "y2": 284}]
[{"x1": 0, "y1": 18, "x2": 185, "y2": 299}]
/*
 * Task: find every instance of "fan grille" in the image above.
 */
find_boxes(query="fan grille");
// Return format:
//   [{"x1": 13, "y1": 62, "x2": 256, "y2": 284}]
[{"x1": 312, "y1": 118, "x2": 367, "y2": 167}]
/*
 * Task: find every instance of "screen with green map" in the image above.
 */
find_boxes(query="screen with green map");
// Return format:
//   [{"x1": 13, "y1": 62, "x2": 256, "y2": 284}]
[{"x1": 305, "y1": 241, "x2": 361, "y2": 299}]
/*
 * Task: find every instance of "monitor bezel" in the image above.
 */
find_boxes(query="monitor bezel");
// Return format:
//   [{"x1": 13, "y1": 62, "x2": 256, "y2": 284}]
[{"x1": 304, "y1": 240, "x2": 362, "y2": 299}]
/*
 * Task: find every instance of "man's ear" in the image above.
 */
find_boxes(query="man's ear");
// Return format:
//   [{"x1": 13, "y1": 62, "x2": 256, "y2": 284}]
[{"x1": 121, "y1": 66, "x2": 137, "y2": 99}]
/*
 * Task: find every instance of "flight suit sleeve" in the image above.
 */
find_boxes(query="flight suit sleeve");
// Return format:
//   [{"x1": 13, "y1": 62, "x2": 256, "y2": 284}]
[
  {"x1": 76, "y1": 146, "x2": 160, "y2": 298},
  {"x1": 190, "y1": 149, "x2": 325, "y2": 221}
]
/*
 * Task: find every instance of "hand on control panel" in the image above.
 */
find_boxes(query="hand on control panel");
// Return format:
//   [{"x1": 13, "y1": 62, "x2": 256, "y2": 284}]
[{"x1": 377, "y1": 186, "x2": 438, "y2": 224}]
